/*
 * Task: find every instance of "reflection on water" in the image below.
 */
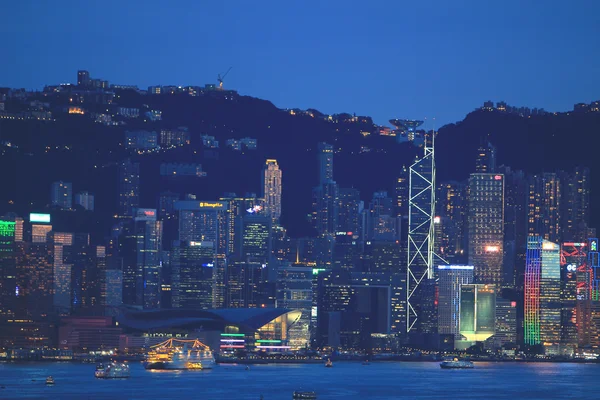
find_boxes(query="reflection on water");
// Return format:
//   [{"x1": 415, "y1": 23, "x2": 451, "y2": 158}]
[{"x1": 0, "y1": 361, "x2": 597, "y2": 399}]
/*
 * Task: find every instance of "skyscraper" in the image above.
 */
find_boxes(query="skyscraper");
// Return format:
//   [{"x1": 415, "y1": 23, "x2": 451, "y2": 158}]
[
  {"x1": 524, "y1": 237, "x2": 561, "y2": 353},
  {"x1": 118, "y1": 159, "x2": 140, "y2": 217},
  {"x1": 276, "y1": 264, "x2": 313, "y2": 349},
  {"x1": 527, "y1": 173, "x2": 561, "y2": 243},
  {"x1": 337, "y1": 188, "x2": 361, "y2": 235},
  {"x1": 262, "y1": 159, "x2": 282, "y2": 222},
  {"x1": 468, "y1": 173, "x2": 504, "y2": 286},
  {"x1": 317, "y1": 142, "x2": 334, "y2": 185},
  {"x1": 240, "y1": 213, "x2": 272, "y2": 264},
  {"x1": 172, "y1": 240, "x2": 214, "y2": 309},
  {"x1": 312, "y1": 182, "x2": 339, "y2": 236},
  {"x1": 459, "y1": 284, "x2": 496, "y2": 344},
  {"x1": 560, "y1": 167, "x2": 591, "y2": 242},
  {"x1": 121, "y1": 208, "x2": 162, "y2": 309},
  {"x1": 51, "y1": 181, "x2": 73, "y2": 209},
  {"x1": 0, "y1": 219, "x2": 16, "y2": 317},
  {"x1": 475, "y1": 140, "x2": 496, "y2": 173},
  {"x1": 437, "y1": 265, "x2": 474, "y2": 337},
  {"x1": 77, "y1": 70, "x2": 90, "y2": 86},
  {"x1": 394, "y1": 166, "x2": 409, "y2": 217},
  {"x1": 74, "y1": 191, "x2": 94, "y2": 211}
]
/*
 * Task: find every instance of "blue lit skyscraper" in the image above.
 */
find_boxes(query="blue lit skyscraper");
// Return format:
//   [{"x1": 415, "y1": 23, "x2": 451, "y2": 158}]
[{"x1": 437, "y1": 265, "x2": 474, "y2": 337}]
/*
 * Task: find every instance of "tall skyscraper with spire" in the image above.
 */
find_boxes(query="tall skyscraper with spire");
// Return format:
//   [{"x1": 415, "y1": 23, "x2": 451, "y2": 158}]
[
  {"x1": 317, "y1": 142, "x2": 334, "y2": 185},
  {"x1": 262, "y1": 159, "x2": 282, "y2": 223}
]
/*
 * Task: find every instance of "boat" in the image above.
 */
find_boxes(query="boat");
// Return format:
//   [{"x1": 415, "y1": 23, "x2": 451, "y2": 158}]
[
  {"x1": 362, "y1": 359, "x2": 370, "y2": 365},
  {"x1": 45, "y1": 376, "x2": 55, "y2": 385},
  {"x1": 95, "y1": 362, "x2": 131, "y2": 379},
  {"x1": 325, "y1": 359, "x2": 333, "y2": 368},
  {"x1": 440, "y1": 358, "x2": 474, "y2": 369},
  {"x1": 144, "y1": 338, "x2": 215, "y2": 370},
  {"x1": 293, "y1": 391, "x2": 317, "y2": 399}
]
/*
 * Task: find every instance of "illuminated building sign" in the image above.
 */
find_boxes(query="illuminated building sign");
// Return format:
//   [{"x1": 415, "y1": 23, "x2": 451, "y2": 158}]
[
  {"x1": 542, "y1": 242, "x2": 558, "y2": 250},
  {"x1": 312, "y1": 268, "x2": 326, "y2": 275},
  {"x1": 591, "y1": 239, "x2": 598, "y2": 252},
  {"x1": 202, "y1": 263, "x2": 214, "y2": 268},
  {"x1": 485, "y1": 245, "x2": 499, "y2": 253},
  {"x1": 566, "y1": 264, "x2": 577, "y2": 272},
  {"x1": 438, "y1": 265, "x2": 474, "y2": 270},
  {"x1": 434, "y1": 216, "x2": 441, "y2": 224},
  {"x1": 199, "y1": 202, "x2": 226, "y2": 209},
  {"x1": 494, "y1": 175, "x2": 502, "y2": 180},
  {"x1": 134, "y1": 208, "x2": 157, "y2": 221},
  {"x1": 246, "y1": 205, "x2": 263, "y2": 214},
  {"x1": 29, "y1": 213, "x2": 51, "y2": 223}
]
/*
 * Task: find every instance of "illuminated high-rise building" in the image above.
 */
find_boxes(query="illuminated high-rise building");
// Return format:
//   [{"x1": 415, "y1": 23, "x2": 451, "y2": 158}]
[
  {"x1": 276, "y1": 264, "x2": 313, "y2": 349},
  {"x1": 219, "y1": 193, "x2": 265, "y2": 256},
  {"x1": 77, "y1": 70, "x2": 90, "y2": 86},
  {"x1": 367, "y1": 191, "x2": 398, "y2": 242},
  {"x1": 459, "y1": 284, "x2": 496, "y2": 344},
  {"x1": 468, "y1": 173, "x2": 504, "y2": 286},
  {"x1": 475, "y1": 140, "x2": 496, "y2": 173},
  {"x1": 527, "y1": 173, "x2": 561, "y2": 243},
  {"x1": 312, "y1": 182, "x2": 339, "y2": 236},
  {"x1": 394, "y1": 166, "x2": 409, "y2": 217},
  {"x1": 337, "y1": 188, "x2": 361, "y2": 235},
  {"x1": 30, "y1": 212, "x2": 53, "y2": 243},
  {"x1": 560, "y1": 241, "x2": 588, "y2": 353},
  {"x1": 524, "y1": 237, "x2": 561, "y2": 353},
  {"x1": 175, "y1": 200, "x2": 228, "y2": 308},
  {"x1": 49, "y1": 232, "x2": 73, "y2": 314},
  {"x1": 261, "y1": 159, "x2": 282, "y2": 222},
  {"x1": 117, "y1": 158, "x2": 140, "y2": 217},
  {"x1": 51, "y1": 181, "x2": 73, "y2": 210},
  {"x1": 560, "y1": 167, "x2": 591, "y2": 242},
  {"x1": 17, "y1": 242, "x2": 54, "y2": 318},
  {"x1": 172, "y1": 240, "x2": 214, "y2": 309},
  {"x1": 437, "y1": 265, "x2": 474, "y2": 337},
  {"x1": 494, "y1": 299, "x2": 517, "y2": 348},
  {"x1": 437, "y1": 181, "x2": 468, "y2": 263},
  {"x1": 240, "y1": 214, "x2": 272, "y2": 264},
  {"x1": 120, "y1": 209, "x2": 162, "y2": 309},
  {"x1": 0, "y1": 219, "x2": 16, "y2": 317},
  {"x1": 317, "y1": 142, "x2": 334, "y2": 185}
]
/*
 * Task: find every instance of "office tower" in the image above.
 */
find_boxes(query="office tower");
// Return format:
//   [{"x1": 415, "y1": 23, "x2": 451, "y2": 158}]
[
  {"x1": 499, "y1": 166, "x2": 527, "y2": 289},
  {"x1": 240, "y1": 214, "x2": 272, "y2": 264},
  {"x1": 49, "y1": 232, "x2": 73, "y2": 314},
  {"x1": 14, "y1": 216, "x2": 24, "y2": 242},
  {"x1": 51, "y1": 181, "x2": 73, "y2": 209},
  {"x1": 524, "y1": 237, "x2": 561, "y2": 353},
  {"x1": 175, "y1": 200, "x2": 228, "y2": 308},
  {"x1": 362, "y1": 241, "x2": 403, "y2": 274},
  {"x1": 66, "y1": 233, "x2": 93, "y2": 314},
  {"x1": 475, "y1": 140, "x2": 496, "y2": 173},
  {"x1": 0, "y1": 219, "x2": 16, "y2": 317},
  {"x1": 437, "y1": 181, "x2": 468, "y2": 263},
  {"x1": 367, "y1": 191, "x2": 398, "y2": 241},
  {"x1": 312, "y1": 182, "x2": 339, "y2": 236},
  {"x1": 118, "y1": 158, "x2": 140, "y2": 217},
  {"x1": 337, "y1": 188, "x2": 361, "y2": 235},
  {"x1": 494, "y1": 299, "x2": 517, "y2": 348},
  {"x1": 459, "y1": 284, "x2": 496, "y2": 343},
  {"x1": 74, "y1": 191, "x2": 94, "y2": 211},
  {"x1": 219, "y1": 193, "x2": 265, "y2": 256},
  {"x1": 121, "y1": 209, "x2": 162, "y2": 309},
  {"x1": 317, "y1": 271, "x2": 405, "y2": 348},
  {"x1": 172, "y1": 241, "x2": 214, "y2": 309},
  {"x1": 407, "y1": 133, "x2": 439, "y2": 334},
  {"x1": 590, "y1": 238, "x2": 600, "y2": 300},
  {"x1": 104, "y1": 269, "x2": 123, "y2": 312},
  {"x1": 437, "y1": 265, "x2": 474, "y2": 336},
  {"x1": 158, "y1": 191, "x2": 180, "y2": 220},
  {"x1": 394, "y1": 166, "x2": 409, "y2": 217},
  {"x1": 262, "y1": 159, "x2": 282, "y2": 222},
  {"x1": 160, "y1": 127, "x2": 190, "y2": 147},
  {"x1": 333, "y1": 232, "x2": 360, "y2": 271},
  {"x1": 77, "y1": 70, "x2": 90, "y2": 86},
  {"x1": 16, "y1": 242, "x2": 54, "y2": 318},
  {"x1": 560, "y1": 167, "x2": 591, "y2": 242},
  {"x1": 559, "y1": 242, "x2": 588, "y2": 353},
  {"x1": 317, "y1": 142, "x2": 334, "y2": 185},
  {"x1": 468, "y1": 173, "x2": 504, "y2": 286},
  {"x1": 527, "y1": 173, "x2": 561, "y2": 243},
  {"x1": 226, "y1": 260, "x2": 267, "y2": 308},
  {"x1": 276, "y1": 264, "x2": 313, "y2": 349}
]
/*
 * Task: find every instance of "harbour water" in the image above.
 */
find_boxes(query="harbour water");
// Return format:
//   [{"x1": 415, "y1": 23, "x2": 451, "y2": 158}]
[{"x1": 0, "y1": 361, "x2": 596, "y2": 399}]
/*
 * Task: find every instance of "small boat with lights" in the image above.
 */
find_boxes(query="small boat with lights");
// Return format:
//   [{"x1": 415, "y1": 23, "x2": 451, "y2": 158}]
[
  {"x1": 440, "y1": 358, "x2": 474, "y2": 369},
  {"x1": 325, "y1": 359, "x2": 333, "y2": 368},
  {"x1": 45, "y1": 376, "x2": 55, "y2": 385},
  {"x1": 95, "y1": 362, "x2": 131, "y2": 378},
  {"x1": 144, "y1": 338, "x2": 215, "y2": 370}
]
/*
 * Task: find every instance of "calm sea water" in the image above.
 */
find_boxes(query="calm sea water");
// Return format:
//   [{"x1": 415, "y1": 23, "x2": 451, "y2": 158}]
[{"x1": 0, "y1": 361, "x2": 595, "y2": 399}]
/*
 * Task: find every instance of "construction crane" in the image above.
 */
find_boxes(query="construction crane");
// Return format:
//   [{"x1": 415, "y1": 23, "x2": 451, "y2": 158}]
[{"x1": 217, "y1": 67, "x2": 232, "y2": 90}]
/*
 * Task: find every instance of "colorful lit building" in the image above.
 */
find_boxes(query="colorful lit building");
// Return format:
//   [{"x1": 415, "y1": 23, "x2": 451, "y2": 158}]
[
  {"x1": 524, "y1": 237, "x2": 561, "y2": 353},
  {"x1": 458, "y1": 284, "x2": 496, "y2": 346},
  {"x1": 262, "y1": 159, "x2": 282, "y2": 223}
]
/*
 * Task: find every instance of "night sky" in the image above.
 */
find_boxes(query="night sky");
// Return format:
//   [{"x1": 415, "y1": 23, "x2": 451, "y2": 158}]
[{"x1": 1, "y1": 0, "x2": 599, "y2": 126}]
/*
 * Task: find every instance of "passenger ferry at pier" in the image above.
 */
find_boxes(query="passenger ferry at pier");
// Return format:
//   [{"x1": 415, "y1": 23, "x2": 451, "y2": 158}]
[
  {"x1": 95, "y1": 362, "x2": 131, "y2": 378},
  {"x1": 440, "y1": 358, "x2": 474, "y2": 369},
  {"x1": 144, "y1": 338, "x2": 215, "y2": 370}
]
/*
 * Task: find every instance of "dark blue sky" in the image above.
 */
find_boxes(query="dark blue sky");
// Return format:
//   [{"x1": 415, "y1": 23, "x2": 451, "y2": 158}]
[{"x1": 1, "y1": 1, "x2": 599, "y2": 126}]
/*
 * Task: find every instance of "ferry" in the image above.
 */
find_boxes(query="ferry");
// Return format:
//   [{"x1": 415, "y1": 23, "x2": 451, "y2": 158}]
[
  {"x1": 95, "y1": 362, "x2": 131, "y2": 379},
  {"x1": 325, "y1": 359, "x2": 333, "y2": 368},
  {"x1": 45, "y1": 376, "x2": 55, "y2": 385},
  {"x1": 144, "y1": 338, "x2": 215, "y2": 370},
  {"x1": 440, "y1": 358, "x2": 474, "y2": 369},
  {"x1": 293, "y1": 391, "x2": 317, "y2": 399}
]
